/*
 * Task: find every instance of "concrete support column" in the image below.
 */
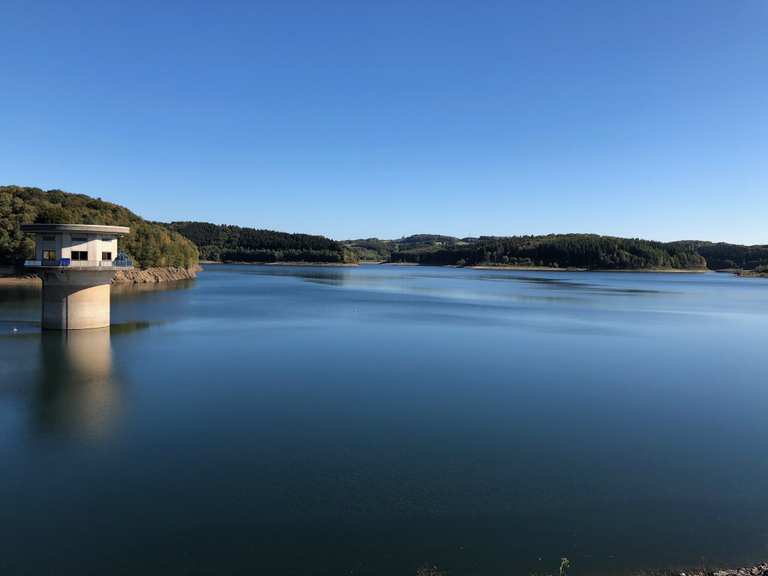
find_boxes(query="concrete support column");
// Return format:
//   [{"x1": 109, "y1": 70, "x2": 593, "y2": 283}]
[{"x1": 41, "y1": 270, "x2": 117, "y2": 330}]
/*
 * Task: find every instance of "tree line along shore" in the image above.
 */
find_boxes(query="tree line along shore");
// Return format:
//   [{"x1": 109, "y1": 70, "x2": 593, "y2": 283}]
[{"x1": 2, "y1": 186, "x2": 767, "y2": 280}]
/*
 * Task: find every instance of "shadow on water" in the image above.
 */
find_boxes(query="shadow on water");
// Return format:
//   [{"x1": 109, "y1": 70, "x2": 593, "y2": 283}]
[
  {"x1": 110, "y1": 280, "x2": 196, "y2": 326},
  {"x1": 228, "y1": 266, "x2": 354, "y2": 287},
  {"x1": 0, "y1": 285, "x2": 40, "y2": 324},
  {"x1": 0, "y1": 284, "x2": 40, "y2": 303},
  {"x1": 110, "y1": 320, "x2": 152, "y2": 334},
  {"x1": 111, "y1": 278, "x2": 196, "y2": 298},
  {"x1": 31, "y1": 323, "x2": 148, "y2": 439},
  {"x1": 233, "y1": 265, "x2": 669, "y2": 296},
  {"x1": 299, "y1": 272, "x2": 351, "y2": 286},
  {"x1": 476, "y1": 274, "x2": 667, "y2": 294}
]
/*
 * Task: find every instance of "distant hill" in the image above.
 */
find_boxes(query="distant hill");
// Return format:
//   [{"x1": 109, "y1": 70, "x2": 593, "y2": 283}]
[
  {"x1": 345, "y1": 234, "x2": 768, "y2": 271},
  {"x1": 0, "y1": 186, "x2": 198, "y2": 269},
  {"x1": 344, "y1": 234, "x2": 474, "y2": 261},
  {"x1": 167, "y1": 221, "x2": 354, "y2": 264},
  {"x1": 346, "y1": 234, "x2": 707, "y2": 270},
  {"x1": 667, "y1": 241, "x2": 768, "y2": 271}
]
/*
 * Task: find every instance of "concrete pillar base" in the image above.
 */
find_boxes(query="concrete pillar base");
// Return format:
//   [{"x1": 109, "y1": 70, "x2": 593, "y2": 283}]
[{"x1": 41, "y1": 270, "x2": 116, "y2": 330}]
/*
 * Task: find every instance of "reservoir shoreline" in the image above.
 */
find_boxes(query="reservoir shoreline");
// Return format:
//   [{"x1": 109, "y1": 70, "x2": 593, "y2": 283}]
[
  {"x1": 4, "y1": 262, "x2": 761, "y2": 288},
  {"x1": 200, "y1": 261, "x2": 749, "y2": 275},
  {"x1": 636, "y1": 560, "x2": 768, "y2": 576},
  {"x1": 0, "y1": 265, "x2": 202, "y2": 286}
]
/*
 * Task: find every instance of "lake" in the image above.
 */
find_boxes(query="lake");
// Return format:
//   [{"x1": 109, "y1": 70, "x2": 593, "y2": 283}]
[{"x1": 1, "y1": 264, "x2": 767, "y2": 575}]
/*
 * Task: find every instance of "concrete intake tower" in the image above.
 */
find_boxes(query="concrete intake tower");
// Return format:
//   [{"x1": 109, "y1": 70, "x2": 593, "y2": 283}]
[{"x1": 22, "y1": 224, "x2": 132, "y2": 330}]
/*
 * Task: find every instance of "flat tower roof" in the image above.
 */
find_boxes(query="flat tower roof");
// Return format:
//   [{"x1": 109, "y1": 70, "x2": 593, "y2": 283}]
[{"x1": 21, "y1": 223, "x2": 130, "y2": 235}]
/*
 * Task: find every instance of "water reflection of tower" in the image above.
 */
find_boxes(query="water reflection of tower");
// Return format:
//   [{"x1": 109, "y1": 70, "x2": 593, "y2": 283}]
[{"x1": 35, "y1": 328, "x2": 120, "y2": 438}]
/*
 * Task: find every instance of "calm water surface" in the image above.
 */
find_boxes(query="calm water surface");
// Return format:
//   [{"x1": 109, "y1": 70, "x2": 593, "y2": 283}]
[{"x1": 1, "y1": 265, "x2": 767, "y2": 575}]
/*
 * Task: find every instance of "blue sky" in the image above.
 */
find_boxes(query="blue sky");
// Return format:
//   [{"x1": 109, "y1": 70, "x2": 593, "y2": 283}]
[{"x1": 1, "y1": 1, "x2": 766, "y2": 243}]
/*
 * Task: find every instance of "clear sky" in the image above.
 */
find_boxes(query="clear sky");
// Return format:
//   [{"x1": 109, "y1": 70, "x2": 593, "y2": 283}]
[{"x1": 1, "y1": 1, "x2": 766, "y2": 243}]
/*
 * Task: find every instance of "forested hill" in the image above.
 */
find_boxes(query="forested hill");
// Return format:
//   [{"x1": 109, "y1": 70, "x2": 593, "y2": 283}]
[
  {"x1": 0, "y1": 186, "x2": 198, "y2": 269},
  {"x1": 346, "y1": 234, "x2": 768, "y2": 271},
  {"x1": 667, "y1": 241, "x2": 768, "y2": 271},
  {"x1": 167, "y1": 221, "x2": 353, "y2": 263},
  {"x1": 386, "y1": 234, "x2": 707, "y2": 269}
]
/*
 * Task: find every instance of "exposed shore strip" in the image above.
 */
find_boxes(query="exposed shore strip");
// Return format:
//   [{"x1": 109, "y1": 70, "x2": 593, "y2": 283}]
[
  {"x1": 636, "y1": 560, "x2": 768, "y2": 575},
  {"x1": 0, "y1": 265, "x2": 201, "y2": 286}
]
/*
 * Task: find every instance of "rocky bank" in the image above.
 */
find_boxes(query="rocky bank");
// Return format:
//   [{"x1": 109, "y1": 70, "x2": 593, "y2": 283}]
[
  {"x1": 686, "y1": 564, "x2": 768, "y2": 576},
  {"x1": 640, "y1": 562, "x2": 768, "y2": 576},
  {"x1": 112, "y1": 265, "x2": 202, "y2": 284},
  {"x1": 0, "y1": 265, "x2": 202, "y2": 285}
]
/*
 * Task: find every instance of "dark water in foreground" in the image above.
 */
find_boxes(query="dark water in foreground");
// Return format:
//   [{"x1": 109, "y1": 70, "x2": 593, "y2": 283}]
[{"x1": 1, "y1": 265, "x2": 768, "y2": 576}]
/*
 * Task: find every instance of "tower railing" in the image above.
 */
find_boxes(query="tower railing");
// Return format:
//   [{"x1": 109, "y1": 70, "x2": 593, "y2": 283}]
[{"x1": 24, "y1": 259, "x2": 134, "y2": 268}]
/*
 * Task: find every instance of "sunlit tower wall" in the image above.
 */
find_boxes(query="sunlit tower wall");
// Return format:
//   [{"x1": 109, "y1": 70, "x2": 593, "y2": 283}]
[{"x1": 21, "y1": 224, "x2": 132, "y2": 330}]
